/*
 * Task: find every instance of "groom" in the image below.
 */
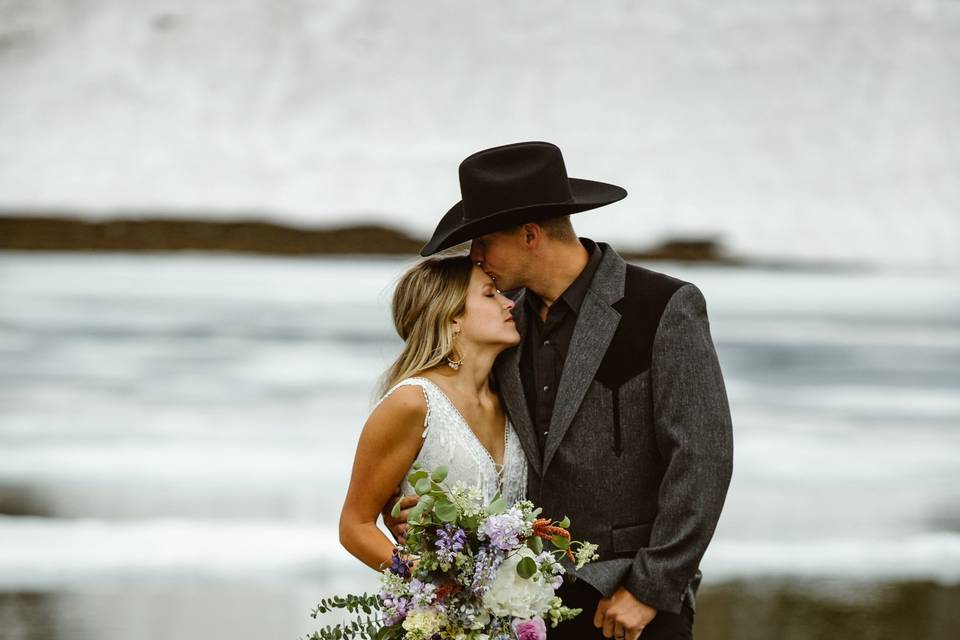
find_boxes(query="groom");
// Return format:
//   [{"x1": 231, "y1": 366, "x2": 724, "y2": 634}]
[{"x1": 387, "y1": 141, "x2": 733, "y2": 640}]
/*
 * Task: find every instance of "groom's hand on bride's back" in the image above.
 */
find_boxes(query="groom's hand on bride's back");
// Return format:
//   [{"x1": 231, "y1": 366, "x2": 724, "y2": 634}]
[{"x1": 382, "y1": 486, "x2": 419, "y2": 545}]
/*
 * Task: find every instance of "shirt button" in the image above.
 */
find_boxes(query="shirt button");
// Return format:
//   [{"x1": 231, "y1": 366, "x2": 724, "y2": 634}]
[
  {"x1": 543, "y1": 431, "x2": 548, "y2": 436},
  {"x1": 543, "y1": 339, "x2": 551, "y2": 346},
  {"x1": 542, "y1": 385, "x2": 549, "y2": 392}
]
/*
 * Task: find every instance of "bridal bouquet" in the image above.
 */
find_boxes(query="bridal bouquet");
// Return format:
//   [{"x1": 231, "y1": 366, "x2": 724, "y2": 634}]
[{"x1": 309, "y1": 463, "x2": 599, "y2": 640}]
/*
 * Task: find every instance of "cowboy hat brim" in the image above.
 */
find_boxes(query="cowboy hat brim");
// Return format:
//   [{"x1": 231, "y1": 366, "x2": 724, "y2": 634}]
[{"x1": 420, "y1": 177, "x2": 626, "y2": 256}]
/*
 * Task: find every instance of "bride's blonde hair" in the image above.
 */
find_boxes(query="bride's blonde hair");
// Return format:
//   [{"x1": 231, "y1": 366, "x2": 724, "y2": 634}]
[{"x1": 379, "y1": 254, "x2": 475, "y2": 397}]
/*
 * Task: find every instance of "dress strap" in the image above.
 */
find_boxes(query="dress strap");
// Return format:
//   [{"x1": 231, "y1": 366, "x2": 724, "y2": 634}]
[{"x1": 374, "y1": 377, "x2": 432, "y2": 437}]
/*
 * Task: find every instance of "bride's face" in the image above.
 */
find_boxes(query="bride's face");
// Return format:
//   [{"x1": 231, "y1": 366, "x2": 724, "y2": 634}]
[{"x1": 454, "y1": 266, "x2": 520, "y2": 349}]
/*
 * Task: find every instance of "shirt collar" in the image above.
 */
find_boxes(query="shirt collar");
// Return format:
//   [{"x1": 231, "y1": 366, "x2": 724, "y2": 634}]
[{"x1": 524, "y1": 237, "x2": 602, "y2": 316}]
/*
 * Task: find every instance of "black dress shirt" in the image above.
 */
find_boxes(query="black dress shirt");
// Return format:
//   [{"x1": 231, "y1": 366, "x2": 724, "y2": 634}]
[{"x1": 518, "y1": 238, "x2": 603, "y2": 452}]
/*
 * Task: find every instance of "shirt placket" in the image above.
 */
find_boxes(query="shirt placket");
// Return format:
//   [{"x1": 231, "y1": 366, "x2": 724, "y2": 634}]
[{"x1": 535, "y1": 306, "x2": 563, "y2": 443}]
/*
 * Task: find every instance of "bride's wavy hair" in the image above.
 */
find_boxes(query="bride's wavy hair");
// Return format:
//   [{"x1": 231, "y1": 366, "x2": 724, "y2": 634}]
[{"x1": 379, "y1": 254, "x2": 474, "y2": 397}]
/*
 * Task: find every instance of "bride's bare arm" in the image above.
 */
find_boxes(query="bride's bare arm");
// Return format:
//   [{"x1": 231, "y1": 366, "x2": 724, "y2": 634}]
[{"x1": 338, "y1": 385, "x2": 427, "y2": 571}]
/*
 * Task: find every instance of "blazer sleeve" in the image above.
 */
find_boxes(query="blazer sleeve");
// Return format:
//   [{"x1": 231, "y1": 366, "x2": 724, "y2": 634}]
[{"x1": 621, "y1": 282, "x2": 734, "y2": 614}]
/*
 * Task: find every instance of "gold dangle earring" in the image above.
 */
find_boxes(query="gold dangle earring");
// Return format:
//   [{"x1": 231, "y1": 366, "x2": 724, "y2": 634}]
[{"x1": 447, "y1": 328, "x2": 463, "y2": 370}]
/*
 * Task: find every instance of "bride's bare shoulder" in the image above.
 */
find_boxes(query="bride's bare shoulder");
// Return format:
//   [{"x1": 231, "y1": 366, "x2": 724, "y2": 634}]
[{"x1": 369, "y1": 383, "x2": 428, "y2": 427}]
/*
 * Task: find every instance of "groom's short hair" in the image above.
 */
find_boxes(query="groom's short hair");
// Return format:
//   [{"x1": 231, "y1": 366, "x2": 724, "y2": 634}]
[{"x1": 506, "y1": 215, "x2": 577, "y2": 244}]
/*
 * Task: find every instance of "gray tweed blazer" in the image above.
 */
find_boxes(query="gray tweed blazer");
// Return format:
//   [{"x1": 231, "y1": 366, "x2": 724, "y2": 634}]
[{"x1": 493, "y1": 242, "x2": 733, "y2": 615}]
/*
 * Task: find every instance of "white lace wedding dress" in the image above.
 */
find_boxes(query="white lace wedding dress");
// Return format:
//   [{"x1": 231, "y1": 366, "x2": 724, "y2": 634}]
[{"x1": 377, "y1": 376, "x2": 527, "y2": 505}]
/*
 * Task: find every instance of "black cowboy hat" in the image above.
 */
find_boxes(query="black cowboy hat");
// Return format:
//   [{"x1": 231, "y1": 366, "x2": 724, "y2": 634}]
[{"x1": 420, "y1": 141, "x2": 627, "y2": 256}]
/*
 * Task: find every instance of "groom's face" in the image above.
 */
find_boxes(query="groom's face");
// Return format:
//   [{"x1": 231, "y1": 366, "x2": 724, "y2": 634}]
[{"x1": 469, "y1": 228, "x2": 528, "y2": 292}]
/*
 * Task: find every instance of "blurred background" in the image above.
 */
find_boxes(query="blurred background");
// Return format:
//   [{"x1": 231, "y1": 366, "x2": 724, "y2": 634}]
[{"x1": 1, "y1": 1, "x2": 959, "y2": 639}]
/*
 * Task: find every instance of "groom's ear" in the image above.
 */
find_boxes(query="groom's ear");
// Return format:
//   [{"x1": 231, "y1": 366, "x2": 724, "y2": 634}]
[{"x1": 520, "y1": 223, "x2": 544, "y2": 250}]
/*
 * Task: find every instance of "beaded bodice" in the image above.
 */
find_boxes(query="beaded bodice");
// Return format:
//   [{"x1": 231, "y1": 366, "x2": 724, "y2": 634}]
[{"x1": 376, "y1": 377, "x2": 527, "y2": 506}]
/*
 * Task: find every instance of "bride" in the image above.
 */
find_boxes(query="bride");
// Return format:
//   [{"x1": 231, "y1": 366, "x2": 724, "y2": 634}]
[{"x1": 338, "y1": 254, "x2": 528, "y2": 571}]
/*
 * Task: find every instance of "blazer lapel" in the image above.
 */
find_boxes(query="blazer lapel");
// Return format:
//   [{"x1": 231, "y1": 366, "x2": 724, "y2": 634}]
[
  {"x1": 494, "y1": 291, "x2": 543, "y2": 476},
  {"x1": 541, "y1": 245, "x2": 626, "y2": 475}
]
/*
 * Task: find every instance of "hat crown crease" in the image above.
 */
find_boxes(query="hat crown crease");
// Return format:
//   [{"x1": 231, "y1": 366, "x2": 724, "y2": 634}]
[{"x1": 459, "y1": 145, "x2": 572, "y2": 221}]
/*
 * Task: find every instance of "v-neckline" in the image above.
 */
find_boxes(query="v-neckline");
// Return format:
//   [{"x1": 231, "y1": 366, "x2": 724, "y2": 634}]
[{"x1": 413, "y1": 377, "x2": 509, "y2": 471}]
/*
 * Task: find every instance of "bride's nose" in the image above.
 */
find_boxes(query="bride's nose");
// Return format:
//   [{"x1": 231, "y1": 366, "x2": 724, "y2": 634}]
[{"x1": 499, "y1": 293, "x2": 515, "y2": 311}]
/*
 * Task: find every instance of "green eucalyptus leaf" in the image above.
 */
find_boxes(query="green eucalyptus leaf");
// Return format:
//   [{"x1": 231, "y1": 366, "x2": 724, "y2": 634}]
[
  {"x1": 408, "y1": 470, "x2": 428, "y2": 485},
  {"x1": 434, "y1": 498, "x2": 459, "y2": 522},
  {"x1": 551, "y1": 535, "x2": 570, "y2": 550},
  {"x1": 407, "y1": 501, "x2": 426, "y2": 524},
  {"x1": 557, "y1": 516, "x2": 571, "y2": 529},
  {"x1": 516, "y1": 556, "x2": 537, "y2": 579},
  {"x1": 431, "y1": 465, "x2": 448, "y2": 482},
  {"x1": 526, "y1": 535, "x2": 544, "y2": 554},
  {"x1": 414, "y1": 477, "x2": 432, "y2": 496},
  {"x1": 487, "y1": 497, "x2": 508, "y2": 515},
  {"x1": 418, "y1": 494, "x2": 435, "y2": 508},
  {"x1": 390, "y1": 499, "x2": 402, "y2": 519}
]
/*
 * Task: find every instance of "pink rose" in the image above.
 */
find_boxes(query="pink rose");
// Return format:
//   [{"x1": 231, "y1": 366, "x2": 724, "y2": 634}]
[{"x1": 512, "y1": 615, "x2": 547, "y2": 640}]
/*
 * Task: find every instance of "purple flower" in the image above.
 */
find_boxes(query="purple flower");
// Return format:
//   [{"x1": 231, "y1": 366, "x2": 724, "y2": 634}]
[
  {"x1": 380, "y1": 595, "x2": 410, "y2": 626},
  {"x1": 469, "y1": 545, "x2": 504, "y2": 596},
  {"x1": 434, "y1": 524, "x2": 468, "y2": 564},
  {"x1": 407, "y1": 578, "x2": 437, "y2": 608},
  {"x1": 512, "y1": 616, "x2": 547, "y2": 640},
  {"x1": 478, "y1": 507, "x2": 527, "y2": 551},
  {"x1": 389, "y1": 552, "x2": 411, "y2": 578}
]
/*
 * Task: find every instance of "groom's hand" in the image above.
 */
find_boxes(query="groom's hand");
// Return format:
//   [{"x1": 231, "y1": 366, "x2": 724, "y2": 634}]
[
  {"x1": 381, "y1": 486, "x2": 419, "y2": 545},
  {"x1": 593, "y1": 587, "x2": 658, "y2": 640}
]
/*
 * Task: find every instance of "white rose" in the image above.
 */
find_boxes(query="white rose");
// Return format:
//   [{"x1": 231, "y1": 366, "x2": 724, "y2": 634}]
[
  {"x1": 469, "y1": 609, "x2": 491, "y2": 629},
  {"x1": 481, "y1": 547, "x2": 556, "y2": 618},
  {"x1": 401, "y1": 609, "x2": 445, "y2": 639}
]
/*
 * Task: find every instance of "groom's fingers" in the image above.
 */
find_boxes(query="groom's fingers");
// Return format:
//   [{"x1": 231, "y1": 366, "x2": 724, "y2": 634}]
[
  {"x1": 614, "y1": 621, "x2": 628, "y2": 640},
  {"x1": 394, "y1": 496, "x2": 420, "y2": 543},
  {"x1": 602, "y1": 613, "x2": 616, "y2": 638},
  {"x1": 381, "y1": 487, "x2": 402, "y2": 518},
  {"x1": 593, "y1": 598, "x2": 610, "y2": 631},
  {"x1": 381, "y1": 492, "x2": 418, "y2": 544},
  {"x1": 396, "y1": 495, "x2": 420, "y2": 520},
  {"x1": 383, "y1": 495, "x2": 418, "y2": 522},
  {"x1": 593, "y1": 599, "x2": 605, "y2": 629}
]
